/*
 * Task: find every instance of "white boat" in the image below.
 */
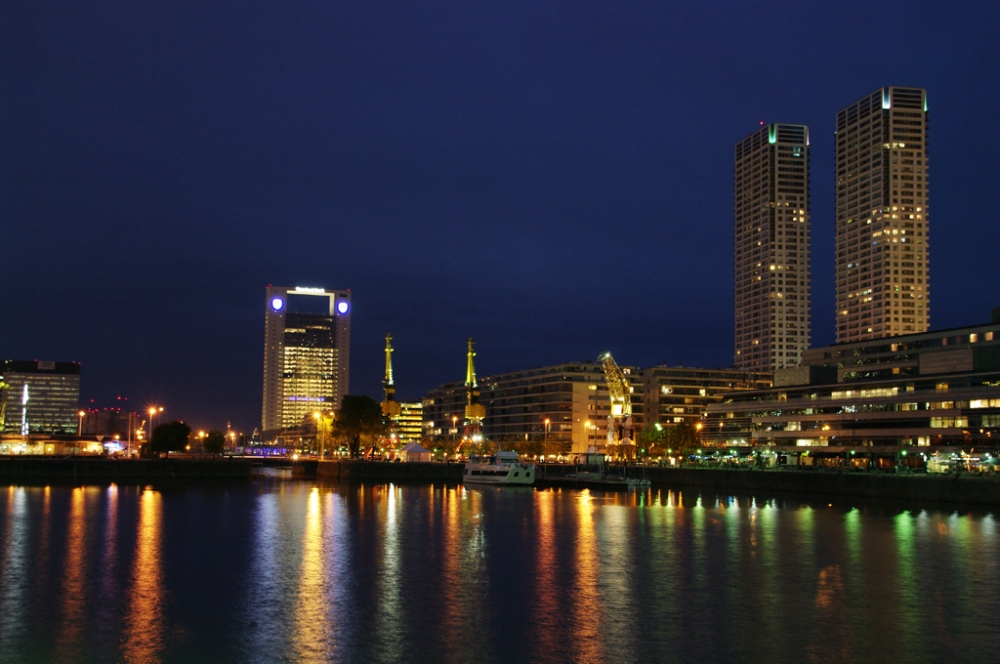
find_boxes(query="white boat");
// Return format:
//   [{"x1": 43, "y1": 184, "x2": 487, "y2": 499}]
[{"x1": 463, "y1": 450, "x2": 535, "y2": 486}]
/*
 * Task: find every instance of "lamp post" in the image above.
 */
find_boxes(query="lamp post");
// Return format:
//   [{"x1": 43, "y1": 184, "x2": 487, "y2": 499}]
[
  {"x1": 544, "y1": 418, "x2": 551, "y2": 445},
  {"x1": 452, "y1": 415, "x2": 458, "y2": 442},
  {"x1": 148, "y1": 406, "x2": 163, "y2": 444},
  {"x1": 78, "y1": 410, "x2": 85, "y2": 436},
  {"x1": 583, "y1": 420, "x2": 591, "y2": 451}
]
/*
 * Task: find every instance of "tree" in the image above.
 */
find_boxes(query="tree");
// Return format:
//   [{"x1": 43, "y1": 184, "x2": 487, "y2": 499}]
[
  {"x1": 334, "y1": 395, "x2": 387, "y2": 458},
  {"x1": 203, "y1": 429, "x2": 226, "y2": 456},
  {"x1": 151, "y1": 420, "x2": 192, "y2": 454},
  {"x1": 663, "y1": 421, "x2": 701, "y2": 460}
]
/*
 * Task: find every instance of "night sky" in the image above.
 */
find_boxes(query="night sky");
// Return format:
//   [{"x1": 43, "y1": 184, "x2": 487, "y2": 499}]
[{"x1": 3, "y1": 1, "x2": 999, "y2": 433}]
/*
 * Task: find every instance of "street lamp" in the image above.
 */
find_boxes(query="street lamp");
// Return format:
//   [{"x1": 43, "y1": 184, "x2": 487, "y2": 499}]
[
  {"x1": 452, "y1": 415, "x2": 458, "y2": 441},
  {"x1": 148, "y1": 406, "x2": 163, "y2": 443},
  {"x1": 78, "y1": 410, "x2": 86, "y2": 436},
  {"x1": 544, "y1": 418, "x2": 551, "y2": 445}
]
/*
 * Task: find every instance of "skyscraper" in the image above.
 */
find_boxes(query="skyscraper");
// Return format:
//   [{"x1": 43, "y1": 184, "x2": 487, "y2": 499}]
[
  {"x1": 262, "y1": 286, "x2": 351, "y2": 432},
  {"x1": 734, "y1": 123, "x2": 811, "y2": 372},
  {"x1": 835, "y1": 87, "x2": 930, "y2": 342}
]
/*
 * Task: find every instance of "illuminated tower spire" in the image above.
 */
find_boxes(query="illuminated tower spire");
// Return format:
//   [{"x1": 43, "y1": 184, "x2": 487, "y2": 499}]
[{"x1": 381, "y1": 333, "x2": 400, "y2": 417}]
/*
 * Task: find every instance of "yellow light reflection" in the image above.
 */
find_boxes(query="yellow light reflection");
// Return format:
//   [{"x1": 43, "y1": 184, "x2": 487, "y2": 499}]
[
  {"x1": 122, "y1": 488, "x2": 164, "y2": 663},
  {"x1": 529, "y1": 490, "x2": 561, "y2": 660},
  {"x1": 56, "y1": 487, "x2": 89, "y2": 658},
  {"x1": 293, "y1": 487, "x2": 332, "y2": 660},
  {"x1": 571, "y1": 491, "x2": 605, "y2": 662}
]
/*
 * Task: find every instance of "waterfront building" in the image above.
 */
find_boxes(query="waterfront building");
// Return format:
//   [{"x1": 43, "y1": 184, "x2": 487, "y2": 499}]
[
  {"x1": 835, "y1": 87, "x2": 930, "y2": 343},
  {"x1": 703, "y1": 307, "x2": 1000, "y2": 448},
  {"x1": 734, "y1": 123, "x2": 811, "y2": 372},
  {"x1": 81, "y1": 408, "x2": 141, "y2": 440},
  {"x1": 641, "y1": 365, "x2": 770, "y2": 428},
  {"x1": 261, "y1": 285, "x2": 351, "y2": 432},
  {"x1": 423, "y1": 362, "x2": 646, "y2": 454},
  {"x1": 395, "y1": 401, "x2": 423, "y2": 444},
  {"x1": 0, "y1": 360, "x2": 81, "y2": 435}
]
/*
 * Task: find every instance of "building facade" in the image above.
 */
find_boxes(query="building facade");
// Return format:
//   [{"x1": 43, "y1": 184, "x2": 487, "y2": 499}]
[
  {"x1": 395, "y1": 401, "x2": 423, "y2": 444},
  {"x1": 704, "y1": 308, "x2": 1000, "y2": 448},
  {"x1": 81, "y1": 408, "x2": 141, "y2": 440},
  {"x1": 641, "y1": 365, "x2": 771, "y2": 428},
  {"x1": 835, "y1": 87, "x2": 930, "y2": 343},
  {"x1": 262, "y1": 285, "x2": 351, "y2": 432},
  {"x1": 0, "y1": 361, "x2": 81, "y2": 435},
  {"x1": 423, "y1": 362, "x2": 645, "y2": 454},
  {"x1": 734, "y1": 123, "x2": 811, "y2": 372}
]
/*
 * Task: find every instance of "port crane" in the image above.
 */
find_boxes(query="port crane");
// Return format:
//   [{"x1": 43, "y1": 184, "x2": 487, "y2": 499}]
[{"x1": 599, "y1": 352, "x2": 636, "y2": 460}]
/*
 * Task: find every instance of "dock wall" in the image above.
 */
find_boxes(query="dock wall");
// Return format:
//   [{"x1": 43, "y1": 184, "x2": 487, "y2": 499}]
[
  {"x1": 645, "y1": 467, "x2": 1000, "y2": 506},
  {"x1": 0, "y1": 457, "x2": 253, "y2": 482},
  {"x1": 317, "y1": 460, "x2": 463, "y2": 482}
]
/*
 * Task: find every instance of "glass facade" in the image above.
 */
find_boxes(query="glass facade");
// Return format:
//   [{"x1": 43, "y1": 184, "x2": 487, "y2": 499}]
[{"x1": 0, "y1": 361, "x2": 81, "y2": 434}]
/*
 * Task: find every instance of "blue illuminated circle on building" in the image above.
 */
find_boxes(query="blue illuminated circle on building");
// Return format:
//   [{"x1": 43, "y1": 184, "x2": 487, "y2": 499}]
[
  {"x1": 271, "y1": 297, "x2": 284, "y2": 312},
  {"x1": 337, "y1": 300, "x2": 349, "y2": 314}
]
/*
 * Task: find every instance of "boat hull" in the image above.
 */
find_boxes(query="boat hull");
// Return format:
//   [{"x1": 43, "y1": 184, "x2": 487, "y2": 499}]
[{"x1": 463, "y1": 463, "x2": 535, "y2": 486}]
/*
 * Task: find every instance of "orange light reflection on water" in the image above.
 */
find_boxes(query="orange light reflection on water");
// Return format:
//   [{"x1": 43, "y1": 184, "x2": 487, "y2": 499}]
[
  {"x1": 122, "y1": 487, "x2": 164, "y2": 663},
  {"x1": 292, "y1": 486, "x2": 332, "y2": 661},
  {"x1": 529, "y1": 489, "x2": 561, "y2": 661},
  {"x1": 570, "y1": 490, "x2": 605, "y2": 663},
  {"x1": 56, "y1": 487, "x2": 89, "y2": 658}
]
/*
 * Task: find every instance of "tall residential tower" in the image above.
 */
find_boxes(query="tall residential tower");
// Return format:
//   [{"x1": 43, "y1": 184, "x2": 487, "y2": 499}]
[
  {"x1": 835, "y1": 87, "x2": 929, "y2": 342},
  {"x1": 262, "y1": 286, "x2": 351, "y2": 432},
  {"x1": 734, "y1": 123, "x2": 811, "y2": 372}
]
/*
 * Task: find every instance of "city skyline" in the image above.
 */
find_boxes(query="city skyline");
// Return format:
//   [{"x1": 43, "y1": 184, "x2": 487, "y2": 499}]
[{"x1": 3, "y1": 3, "x2": 999, "y2": 432}]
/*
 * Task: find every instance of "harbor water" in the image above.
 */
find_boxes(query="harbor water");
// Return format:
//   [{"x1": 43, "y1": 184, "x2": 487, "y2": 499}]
[{"x1": 1, "y1": 480, "x2": 998, "y2": 663}]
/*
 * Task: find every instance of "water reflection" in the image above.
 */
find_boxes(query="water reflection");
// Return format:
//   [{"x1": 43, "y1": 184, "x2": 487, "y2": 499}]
[
  {"x1": 1, "y1": 483, "x2": 1000, "y2": 663},
  {"x1": 122, "y1": 487, "x2": 164, "y2": 663},
  {"x1": 0, "y1": 487, "x2": 29, "y2": 651},
  {"x1": 56, "y1": 487, "x2": 90, "y2": 658},
  {"x1": 372, "y1": 484, "x2": 403, "y2": 661},
  {"x1": 571, "y1": 491, "x2": 605, "y2": 663},
  {"x1": 292, "y1": 487, "x2": 332, "y2": 660}
]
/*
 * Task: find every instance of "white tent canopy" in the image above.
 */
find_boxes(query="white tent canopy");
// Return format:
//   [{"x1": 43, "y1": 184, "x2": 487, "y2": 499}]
[{"x1": 399, "y1": 442, "x2": 433, "y2": 463}]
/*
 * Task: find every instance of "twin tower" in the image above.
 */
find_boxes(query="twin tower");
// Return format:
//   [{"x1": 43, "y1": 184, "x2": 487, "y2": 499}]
[{"x1": 734, "y1": 86, "x2": 930, "y2": 373}]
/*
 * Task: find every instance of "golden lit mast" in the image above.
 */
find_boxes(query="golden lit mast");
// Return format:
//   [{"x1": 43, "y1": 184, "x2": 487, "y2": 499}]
[
  {"x1": 462, "y1": 338, "x2": 486, "y2": 445},
  {"x1": 381, "y1": 333, "x2": 401, "y2": 418}
]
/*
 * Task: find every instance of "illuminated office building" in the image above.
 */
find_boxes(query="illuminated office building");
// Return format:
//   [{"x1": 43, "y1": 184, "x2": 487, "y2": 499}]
[
  {"x1": 0, "y1": 360, "x2": 81, "y2": 434},
  {"x1": 835, "y1": 87, "x2": 930, "y2": 342},
  {"x1": 734, "y1": 123, "x2": 811, "y2": 371},
  {"x1": 262, "y1": 286, "x2": 351, "y2": 432}
]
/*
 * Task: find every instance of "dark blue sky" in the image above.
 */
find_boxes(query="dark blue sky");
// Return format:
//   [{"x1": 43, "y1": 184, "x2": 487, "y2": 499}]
[{"x1": 3, "y1": 1, "x2": 999, "y2": 433}]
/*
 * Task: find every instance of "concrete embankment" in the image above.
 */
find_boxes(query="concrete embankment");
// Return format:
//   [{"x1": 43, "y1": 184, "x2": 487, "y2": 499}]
[
  {"x1": 645, "y1": 467, "x2": 1000, "y2": 507},
  {"x1": 0, "y1": 457, "x2": 253, "y2": 482},
  {"x1": 317, "y1": 460, "x2": 463, "y2": 482}
]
